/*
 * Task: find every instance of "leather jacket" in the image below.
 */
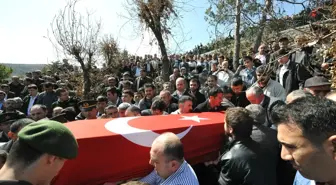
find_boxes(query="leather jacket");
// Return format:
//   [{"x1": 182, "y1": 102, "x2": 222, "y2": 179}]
[{"x1": 218, "y1": 137, "x2": 277, "y2": 185}]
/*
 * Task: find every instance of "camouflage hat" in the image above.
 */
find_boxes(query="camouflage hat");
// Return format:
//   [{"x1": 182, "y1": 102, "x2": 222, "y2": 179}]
[{"x1": 18, "y1": 120, "x2": 78, "y2": 159}]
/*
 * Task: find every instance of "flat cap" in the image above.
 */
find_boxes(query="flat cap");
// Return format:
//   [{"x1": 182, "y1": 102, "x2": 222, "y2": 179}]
[
  {"x1": 78, "y1": 100, "x2": 97, "y2": 111},
  {"x1": 304, "y1": 76, "x2": 331, "y2": 88},
  {"x1": 18, "y1": 120, "x2": 78, "y2": 159},
  {"x1": 0, "y1": 113, "x2": 18, "y2": 124}
]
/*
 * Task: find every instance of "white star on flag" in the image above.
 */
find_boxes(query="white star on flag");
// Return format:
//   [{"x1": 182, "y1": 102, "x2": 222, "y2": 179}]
[{"x1": 179, "y1": 115, "x2": 209, "y2": 123}]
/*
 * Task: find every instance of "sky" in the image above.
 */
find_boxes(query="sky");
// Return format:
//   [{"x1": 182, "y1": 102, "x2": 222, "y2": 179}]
[{"x1": 0, "y1": 0, "x2": 303, "y2": 64}]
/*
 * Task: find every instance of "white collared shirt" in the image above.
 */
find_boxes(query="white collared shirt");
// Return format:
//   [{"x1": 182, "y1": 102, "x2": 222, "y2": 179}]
[
  {"x1": 251, "y1": 79, "x2": 287, "y2": 101},
  {"x1": 171, "y1": 109, "x2": 181, "y2": 114},
  {"x1": 279, "y1": 61, "x2": 290, "y2": 86},
  {"x1": 135, "y1": 67, "x2": 141, "y2": 77},
  {"x1": 255, "y1": 53, "x2": 267, "y2": 64},
  {"x1": 27, "y1": 96, "x2": 37, "y2": 115}
]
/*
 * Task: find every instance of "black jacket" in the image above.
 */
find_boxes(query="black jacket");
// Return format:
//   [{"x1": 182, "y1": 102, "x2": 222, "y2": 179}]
[
  {"x1": 193, "y1": 100, "x2": 230, "y2": 113},
  {"x1": 21, "y1": 95, "x2": 39, "y2": 115},
  {"x1": 189, "y1": 90, "x2": 206, "y2": 108},
  {"x1": 5, "y1": 91, "x2": 15, "y2": 99},
  {"x1": 138, "y1": 98, "x2": 152, "y2": 111},
  {"x1": 276, "y1": 60, "x2": 312, "y2": 94},
  {"x1": 218, "y1": 138, "x2": 277, "y2": 185},
  {"x1": 231, "y1": 91, "x2": 250, "y2": 108}
]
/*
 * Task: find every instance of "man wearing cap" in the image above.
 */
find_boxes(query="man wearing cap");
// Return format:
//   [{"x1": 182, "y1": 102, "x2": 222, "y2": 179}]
[
  {"x1": 78, "y1": 100, "x2": 98, "y2": 120},
  {"x1": 0, "y1": 120, "x2": 78, "y2": 185},
  {"x1": 304, "y1": 76, "x2": 331, "y2": 97},
  {"x1": 0, "y1": 113, "x2": 18, "y2": 142}
]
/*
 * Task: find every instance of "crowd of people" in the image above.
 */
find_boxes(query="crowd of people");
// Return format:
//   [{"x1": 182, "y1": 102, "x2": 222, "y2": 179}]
[{"x1": 0, "y1": 35, "x2": 335, "y2": 185}]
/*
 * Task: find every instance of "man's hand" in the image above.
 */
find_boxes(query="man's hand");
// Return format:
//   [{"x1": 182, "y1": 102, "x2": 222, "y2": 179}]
[{"x1": 237, "y1": 65, "x2": 244, "y2": 72}]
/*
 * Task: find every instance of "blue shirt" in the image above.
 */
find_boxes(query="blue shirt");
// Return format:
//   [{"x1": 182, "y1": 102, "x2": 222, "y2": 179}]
[
  {"x1": 140, "y1": 160, "x2": 199, "y2": 185},
  {"x1": 293, "y1": 171, "x2": 315, "y2": 185}
]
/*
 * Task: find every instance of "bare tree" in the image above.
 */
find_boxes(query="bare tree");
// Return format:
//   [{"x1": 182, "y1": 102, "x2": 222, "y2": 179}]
[
  {"x1": 124, "y1": 0, "x2": 181, "y2": 81},
  {"x1": 233, "y1": 0, "x2": 242, "y2": 70},
  {"x1": 49, "y1": 0, "x2": 101, "y2": 99},
  {"x1": 100, "y1": 34, "x2": 120, "y2": 67}
]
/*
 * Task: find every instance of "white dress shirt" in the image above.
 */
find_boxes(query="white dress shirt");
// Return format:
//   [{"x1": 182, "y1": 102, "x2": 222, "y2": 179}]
[
  {"x1": 27, "y1": 96, "x2": 37, "y2": 115},
  {"x1": 279, "y1": 61, "x2": 290, "y2": 87},
  {"x1": 255, "y1": 53, "x2": 267, "y2": 64}
]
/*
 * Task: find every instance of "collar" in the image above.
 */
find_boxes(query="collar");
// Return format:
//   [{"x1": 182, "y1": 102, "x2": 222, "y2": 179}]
[
  {"x1": 244, "y1": 66, "x2": 256, "y2": 72},
  {"x1": 281, "y1": 60, "x2": 290, "y2": 68},
  {"x1": 260, "y1": 96, "x2": 265, "y2": 105},
  {"x1": 162, "y1": 160, "x2": 187, "y2": 183},
  {"x1": 177, "y1": 90, "x2": 186, "y2": 95}
]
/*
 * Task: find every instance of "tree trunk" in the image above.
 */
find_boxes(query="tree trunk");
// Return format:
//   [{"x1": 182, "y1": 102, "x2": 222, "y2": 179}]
[
  {"x1": 233, "y1": 0, "x2": 241, "y2": 71},
  {"x1": 154, "y1": 30, "x2": 170, "y2": 82},
  {"x1": 77, "y1": 55, "x2": 92, "y2": 100},
  {"x1": 253, "y1": 0, "x2": 272, "y2": 52},
  {"x1": 82, "y1": 68, "x2": 91, "y2": 100}
]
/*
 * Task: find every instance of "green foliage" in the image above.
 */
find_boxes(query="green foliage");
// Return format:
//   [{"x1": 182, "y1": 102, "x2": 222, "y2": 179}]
[
  {"x1": 0, "y1": 64, "x2": 13, "y2": 80},
  {"x1": 205, "y1": 0, "x2": 264, "y2": 32}
]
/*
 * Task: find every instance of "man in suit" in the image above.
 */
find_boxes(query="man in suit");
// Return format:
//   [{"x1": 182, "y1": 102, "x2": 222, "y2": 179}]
[
  {"x1": 22, "y1": 84, "x2": 40, "y2": 116},
  {"x1": 134, "y1": 69, "x2": 153, "y2": 92},
  {"x1": 276, "y1": 49, "x2": 312, "y2": 94},
  {"x1": 188, "y1": 78, "x2": 206, "y2": 108},
  {"x1": 246, "y1": 86, "x2": 282, "y2": 127},
  {"x1": 171, "y1": 78, "x2": 191, "y2": 101}
]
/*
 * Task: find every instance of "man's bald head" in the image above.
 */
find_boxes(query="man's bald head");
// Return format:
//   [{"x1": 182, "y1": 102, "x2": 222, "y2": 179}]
[
  {"x1": 176, "y1": 78, "x2": 185, "y2": 84},
  {"x1": 160, "y1": 90, "x2": 171, "y2": 97},
  {"x1": 326, "y1": 92, "x2": 336, "y2": 102},
  {"x1": 152, "y1": 132, "x2": 184, "y2": 162},
  {"x1": 286, "y1": 90, "x2": 313, "y2": 104}
]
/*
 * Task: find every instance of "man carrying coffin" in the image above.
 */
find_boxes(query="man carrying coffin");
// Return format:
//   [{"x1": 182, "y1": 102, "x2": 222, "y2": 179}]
[{"x1": 140, "y1": 132, "x2": 199, "y2": 185}]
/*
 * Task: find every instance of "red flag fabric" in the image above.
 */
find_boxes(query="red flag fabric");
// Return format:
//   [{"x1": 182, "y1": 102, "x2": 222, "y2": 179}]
[{"x1": 52, "y1": 112, "x2": 225, "y2": 185}]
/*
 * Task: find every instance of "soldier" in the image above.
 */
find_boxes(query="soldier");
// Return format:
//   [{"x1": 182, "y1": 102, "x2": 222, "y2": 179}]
[
  {"x1": 78, "y1": 100, "x2": 98, "y2": 120},
  {"x1": 0, "y1": 120, "x2": 78, "y2": 185}
]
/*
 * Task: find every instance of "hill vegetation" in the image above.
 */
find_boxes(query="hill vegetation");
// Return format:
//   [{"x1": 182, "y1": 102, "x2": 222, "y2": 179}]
[{"x1": 2, "y1": 63, "x2": 46, "y2": 76}]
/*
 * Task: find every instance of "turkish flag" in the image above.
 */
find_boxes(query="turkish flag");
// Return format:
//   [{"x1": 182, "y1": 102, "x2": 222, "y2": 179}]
[{"x1": 52, "y1": 112, "x2": 225, "y2": 185}]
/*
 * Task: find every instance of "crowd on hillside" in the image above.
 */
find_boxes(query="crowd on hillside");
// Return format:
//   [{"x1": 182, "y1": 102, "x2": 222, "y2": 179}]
[{"x1": 0, "y1": 34, "x2": 336, "y2": 185}]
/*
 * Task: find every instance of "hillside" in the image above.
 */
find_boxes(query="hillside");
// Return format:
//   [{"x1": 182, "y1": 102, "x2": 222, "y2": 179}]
[{"x1": 2, "y1": 63, "x2": 46, "y2": 76}]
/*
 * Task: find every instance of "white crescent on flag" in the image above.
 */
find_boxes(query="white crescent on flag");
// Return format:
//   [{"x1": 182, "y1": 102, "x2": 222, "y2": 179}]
[{"x1": 104, "y1": 116, "x2": 194, "y2": 147}]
